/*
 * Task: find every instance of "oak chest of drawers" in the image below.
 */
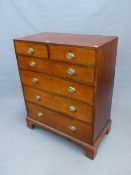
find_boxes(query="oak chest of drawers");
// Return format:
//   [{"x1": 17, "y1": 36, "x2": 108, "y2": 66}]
[{"x1": 14, "y1": 32, "x2": 118, "y2": 159}]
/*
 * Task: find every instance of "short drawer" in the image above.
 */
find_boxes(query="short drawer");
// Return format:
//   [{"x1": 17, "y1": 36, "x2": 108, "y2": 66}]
[
  {"x1": 20, "y1": 70, "x2": 94, "y2": 104},
  {"x1": 26, "y1": 102, "x2": 92, "y2": 144},
  {"x1": 14, "y1": 41, "x2": 48, "y2": 58},
  {"x1": 23, "y1": 86, "x2": 93, "y2": 124},
  {"x1": 17, "y1": 56, "x2": 95, "y2": 84},
  {"x1": 17, "y1": 56, "x2": 51, "y2": 73},
  {"x1": 49, "y1": 45, "x2": 96, "y2": 66}
]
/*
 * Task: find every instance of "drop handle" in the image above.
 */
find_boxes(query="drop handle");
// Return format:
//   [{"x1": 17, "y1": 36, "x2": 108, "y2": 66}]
[
  {"x1": 37, "y1": 112, "x2": 44, "y2": 117},
  {"x1": 34, "y1": 95, "x2": 41, "y2": 100},
  {"x1": 67, "y1": 68, "x2": 76, "y2": 75},
  {"x1": 67, "y1": 86, "x2": 76, "y2": 93},
  {"x1": 67, "y1": 106, "x2": 77, "y2": 112},
  {"x1": 32, "y1": 77, "x2": 39, "y2": 83},
  {"x1": 66, "y1": 52, "x2": 75, "y2": 60},
  {"x1": 26, "y1": 48, "x2": 34, "y2": 55},
  {"x1": 29, "y1": 61, "x2": 36, "y2": 67},
  {"x1": 68, "y1": 125, "x2": 77, "y2": 132}
]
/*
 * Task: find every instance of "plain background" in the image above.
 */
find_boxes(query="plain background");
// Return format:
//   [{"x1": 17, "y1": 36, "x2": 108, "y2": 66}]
[{"x1": 0, "y1": 0, "x2": 131, "y2": 174}]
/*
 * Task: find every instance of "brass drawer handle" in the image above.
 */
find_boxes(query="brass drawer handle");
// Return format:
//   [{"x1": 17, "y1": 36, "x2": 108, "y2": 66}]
[
  {"x1": 34, "y1": 95, "x2": 41, "y2": 100},
  {"x1": 29, "y1": 61, "x2": 36, "y2": 67},
  {"x1": 26, "y1": 48, "x2": 34, "y2": 55},
  {"x1": 67, "y1": 86, "x2": 76, "y2": 93},
  {"x1": 67, "y1": 68, "x2": 76, "y2": 75},
  {"x1": 67, "y1": 106, "x2": 77, "y2": 112},
  {"x1": 32, "y1": 77, "x2": 39, "y2": 83},
  {"x1": 66, "y1": 52, "x2": 75, "y2": 60},
  {"x1": 37, "y1": 112, "x2": 44, "y2": 117},
  {"x1": 68, "y1": 125, "x2": 77, "y2": 132}
]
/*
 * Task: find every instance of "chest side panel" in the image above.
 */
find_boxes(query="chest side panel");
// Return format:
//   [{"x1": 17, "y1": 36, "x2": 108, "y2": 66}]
[{"x1": 93, "y1": 38, "x2": 118, "y2": 143}]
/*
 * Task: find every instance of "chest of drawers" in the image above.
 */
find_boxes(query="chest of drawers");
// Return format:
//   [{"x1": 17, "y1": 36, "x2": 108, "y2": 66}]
[{"x1": 14, "y1": 32, "x2": 118, "y2": 159}]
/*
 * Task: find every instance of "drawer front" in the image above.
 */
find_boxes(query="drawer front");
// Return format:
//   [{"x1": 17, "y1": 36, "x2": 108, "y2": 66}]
[
  {"x1": 14, "y1": 41, "x2": 48, "y2": 58},
  {"x1": 17, "y1": 56, "x2": 95, "y2": 84},
  {"x1": 50, "y1": 62, "x2": 95, "y2": 84},
  {"x1": 17, "y1": 56, "x2": 51, "y2": 73},
  {"x1": 26, "y1": 102, "x2": 92, "y2": 143},
  {"x1": 49, "y1": 45, "x2": 96, "y2": 66},
  {"x1": 20, "y1": 70, "x2": 94, "y2": 104},
  {"x1": 23, "y1": 86, "x2": 93, "y2": 124}
]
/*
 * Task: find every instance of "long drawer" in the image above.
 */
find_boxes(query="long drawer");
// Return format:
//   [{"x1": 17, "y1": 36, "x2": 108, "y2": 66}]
[
  {"x1": 26, "y1": 102, "x2": 92, "y2": 144},
  {"x1": 20, "y1": 70, "x2": 94, "y2": 104},
  {"x1": 23, "y1": 86, "x2": 93, "y2": 124},
  {"x1": 17, "y1": 55, "x2": 95, "y2": 84}
]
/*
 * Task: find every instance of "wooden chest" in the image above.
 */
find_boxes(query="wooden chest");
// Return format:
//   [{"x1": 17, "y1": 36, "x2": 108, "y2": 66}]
[{"x1": 14, "y1": 32, "x2": 118, "y2": 159}]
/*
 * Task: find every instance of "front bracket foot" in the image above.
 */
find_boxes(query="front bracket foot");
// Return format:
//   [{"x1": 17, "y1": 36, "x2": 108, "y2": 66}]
[
  {"x1": 85, "y1": 148, "x2": 97, "y2": 160},
  {"x1": 26, "y1": 118, "x2": 34, "y2": 129}
]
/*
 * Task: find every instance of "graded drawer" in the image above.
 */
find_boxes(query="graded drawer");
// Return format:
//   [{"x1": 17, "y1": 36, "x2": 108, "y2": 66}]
[
  {"x1": 17, "y1": 56, "x2": 51, "y2": 73},
  {"x1": 49, "y1": 45, "x2": 96, "y2": 66},
  {"x1": 17, "y1": 55, "x2": 95, "y2": 84},
  {"x1": 26, "y1": 102, "x2": 92, "y2": 143},
  {"x1": 20, "y1": 70, "x2": 94, "y2": 104},
  {"x1": 14, "y1": 41, "x2": 48, "y2": 58},
  {"x1": 23, "y1": 86, "x2": 93, "y2": 124}
]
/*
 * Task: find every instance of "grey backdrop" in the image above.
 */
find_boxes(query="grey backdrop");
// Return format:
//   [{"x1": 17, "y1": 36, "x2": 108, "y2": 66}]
[{"x1": 0, "y1": 0, "x2": 131, "y2": 175}]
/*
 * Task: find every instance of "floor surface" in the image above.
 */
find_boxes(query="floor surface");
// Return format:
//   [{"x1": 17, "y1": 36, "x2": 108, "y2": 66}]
[{"x1": 0, "y1": 82, "x2": 131, "y2": 175}]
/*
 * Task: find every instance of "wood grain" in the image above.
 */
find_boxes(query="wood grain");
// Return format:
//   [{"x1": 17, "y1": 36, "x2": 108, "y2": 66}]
[
  {"x1": 14, "y1": 32, "x2": 117, "y2": 48},
  {"x1": 23, "y1": 85, "x2": 93, "y2": 124},
  {"x1": 49, "y1": 45, "x2": 96, "y2": 66},
  {"x1": 20, "y1": 69, "x2": 95, "y2": 104},
  {"x1": 17, "y1": 55, "x2": 95, "y2": 85},
  {"x1": 93, "y1": 38, "x2": 118, "y2": 143},
  {"x1": 14, "y1": 41, "x2": 48, "y2": 58},
  {"x1": 14, "y1": 32, "x2": 118, "y2": 159},
  {"x1": 26, "y1": 102, "x2": 92, "y2": 143}
]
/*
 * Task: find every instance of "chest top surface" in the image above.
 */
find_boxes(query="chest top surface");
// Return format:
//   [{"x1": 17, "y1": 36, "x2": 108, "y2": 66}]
[{"x1": 15, "y1": 32, "x2": 117, "y2": 48}]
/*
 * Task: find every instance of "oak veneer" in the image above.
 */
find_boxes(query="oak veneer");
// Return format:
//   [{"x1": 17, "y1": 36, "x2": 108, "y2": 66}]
[
  {"x1": 23, "y1": 85, "x2": 93, "y2": 124},
  {"x1": 49, "y1": 45, "x2": 96, "y2": 66},
  {"x1": 15, "y1": 41, "x2": 48, "y2": 58},
  {"x1": 26, "y1": 102, "x2": 92, "y2": 143},
  {"x1": 17, "y1": 55, "x2": 95, "y2": 84},
  {"x1": 14, "y1": 32, "x2": 118, "y2": 159},
  {"x1": 20, "y1": 69, "x2": 94, "y2": 104}
]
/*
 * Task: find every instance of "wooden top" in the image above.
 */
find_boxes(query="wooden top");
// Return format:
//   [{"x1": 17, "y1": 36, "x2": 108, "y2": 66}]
[{"x1": 15, "y1": 32, "x2": 117, "y2": 48}]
